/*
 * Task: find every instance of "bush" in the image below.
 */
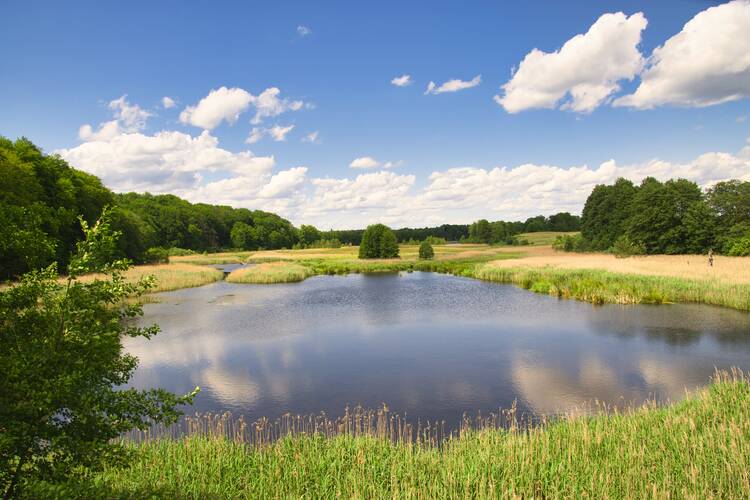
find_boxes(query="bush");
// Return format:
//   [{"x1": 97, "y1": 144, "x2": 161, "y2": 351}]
[
  {"x1": 553, "y1": 234, "x2": 589, "y2": 253},
  {"x1": 144, "y1": 247, "x2": 170, "y2": 264},
  {"x1": 0, "y1": 211, "x2": 195, "y2": 498},
  {"x1": 424, "y1": 236, "x2": 447, "y2": 245},
  {"x1": 359, "y1": 224, "x2": 400, "y2": 259},
  {"x1": 418, "y1": 241, "x2": 435, "y2": 260},
  {"x1": 610, "y1": 235, "x2": 646, "y2": 258},
  {"x1": 168, "y1": 247, "x2": 195, "y2": 256},
  {"x1": 727, "y1": 236, "x2": 750, "y2": 256}
]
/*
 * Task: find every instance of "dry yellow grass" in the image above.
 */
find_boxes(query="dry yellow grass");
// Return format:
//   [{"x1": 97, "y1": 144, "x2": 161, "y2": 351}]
[
  {"x1": 226, "y1": 262, "x2": 310, "y2": 284},
  {"x1": 76, "y1": 263, "x2": 224, "y2": 293},
  {"x1": 486, "y1": 246, "x2": 750, "y2": 285}
]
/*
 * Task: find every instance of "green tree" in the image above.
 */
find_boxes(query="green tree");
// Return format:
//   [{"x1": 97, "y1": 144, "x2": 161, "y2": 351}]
[
  {"x1": 418, "y1": 240, "x2": 435, "y2": 260},
  {"x1": 230, "y1": 221, "x2": 257, "y2": 250},
  {"x1": 706, "y1": 180, "x2": 750, "y2": 252},
  {"x1": 358, "y1": 224, "x2": 399, "y2": 259},
  {"x1": 0, "y1": 211, "x2": 196, "y2": 498},
  {"x1": 298, "y1": 225, "x2": 322, "y2": 247},
  {"x1": 581, "y1": 178, "x2": 637, "y2": 250}
]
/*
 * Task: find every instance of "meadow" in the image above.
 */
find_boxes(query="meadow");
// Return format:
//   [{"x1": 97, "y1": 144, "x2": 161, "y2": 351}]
[
  {"x1": 25, "y1": 370, "x2": 750, "y2": 498},
  {"x1": 164, "y1": 237, "x2": 750, "y2": 310}
]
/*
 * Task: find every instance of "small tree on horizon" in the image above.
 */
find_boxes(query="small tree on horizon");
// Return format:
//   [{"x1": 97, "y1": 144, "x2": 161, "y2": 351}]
[
  {"x1": 418, "y1": 240, "x2": 434, "y2": 260},
  {"x1": 358, "y1": 224, "x2": 400, "y2": 259}
]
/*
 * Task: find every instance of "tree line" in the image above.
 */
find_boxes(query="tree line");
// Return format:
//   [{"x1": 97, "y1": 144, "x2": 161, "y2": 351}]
[
  {"x1": 465, "y1": 212, "x2": 581, "y2": 244},
  {"x1": 561, "y1": 177, "x2": 750, "y2": 256}
]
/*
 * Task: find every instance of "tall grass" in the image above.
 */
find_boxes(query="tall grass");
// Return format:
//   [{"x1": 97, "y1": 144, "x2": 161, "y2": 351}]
[
  {"x1": 475, "y1": 265, "x2": 750, "y2": 311},
  {"x1": 226, "y1": 262, "x2": 311, "y2": 284},
  {"x1": 79, "y1": 263, "x2": 224, "y2": 293},
  {"x1": 28, "y1": 370, "x2": 750, "y2": 498}
]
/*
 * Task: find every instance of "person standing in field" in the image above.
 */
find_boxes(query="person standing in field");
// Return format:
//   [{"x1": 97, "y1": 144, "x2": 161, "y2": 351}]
[{"x1": 708, "y1": 248, "x2": 714, "y2": 267}]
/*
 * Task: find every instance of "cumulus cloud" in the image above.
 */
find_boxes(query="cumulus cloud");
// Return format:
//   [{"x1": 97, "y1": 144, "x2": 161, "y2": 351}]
[
  {"x1": 615, "y1": 1, "x2": 750, "y2": 109},
  {"x1": 162, "y1": 96, "x2": 176, "y2": 109},
  {"x1": 179, "y1": 87, "x2": 252, "y2": 130},
  {"x1": 391, "y1": 74, "x2": 412, "y2": 87},
  {"x1": 258, "y1": 167, "x2": 308, "y2": 198},
  {"x1": 425, "y1": 75, "x2": 481, "y2": 95},
  {"x1": 496, "y1": 12, "x2": 647, "y2": 113},
  {"x1": 349, "y1": 156, "x2": 381, "y2": 169},
  {"x1": 58, "y1": 130, "x2": 275, "y2": 194},
  {"x1": 269, "y1": 124, "x2": 294, "y2": 141},
  {"x1": 245, "y1": 127, "x2": 265, "y2": 144},
  {"x1": 249, "y1": 87, "x2": 305, "y2": 124},
  {"x1": 79, "y1": 95, "x2": 152, "y2": 141},
  {"x1": 302, "y1": 131, "x2": 320, "y2": 143},
  {"x1": 297, "y1": 25, "x2": 312, "y2": 36}
]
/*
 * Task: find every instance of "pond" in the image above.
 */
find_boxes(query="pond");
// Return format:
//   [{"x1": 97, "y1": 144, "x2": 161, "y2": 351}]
[{"x1": 126, "y1": 272, "x2": 750, "y2": 425}]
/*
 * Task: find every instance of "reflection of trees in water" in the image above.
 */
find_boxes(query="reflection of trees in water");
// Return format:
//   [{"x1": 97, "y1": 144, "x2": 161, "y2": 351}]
[{"x1": 585, "y1": 303, "x2": 750, "y2": 347}]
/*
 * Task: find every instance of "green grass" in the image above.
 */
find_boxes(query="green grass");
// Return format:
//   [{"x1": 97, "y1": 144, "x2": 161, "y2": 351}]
[
  {"x1": 26, "y1": 371, "x2": 750, "y2": 498},
  {"x1": 516, "y1": 231, "x2": 579, "y2": 246},
  {"x1": 475, "y1": 265, "x2": 750, "y2": 311}
]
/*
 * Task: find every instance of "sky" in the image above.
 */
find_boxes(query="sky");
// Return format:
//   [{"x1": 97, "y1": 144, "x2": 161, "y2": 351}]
[{"x1": 1, "y1": 0, "x2": 750, "y2": 229}]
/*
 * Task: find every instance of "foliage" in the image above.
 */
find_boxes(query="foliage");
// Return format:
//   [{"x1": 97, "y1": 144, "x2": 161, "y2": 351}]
[
  {"x1": 418, "y1": 241, "x2": 434, "y2": 260},
  {"x1": 297, "y1": 225, "x2": 322, "y2": 247},
  {"x1": 143, "y1": 247, "x2": 169, "y2": 264},
  {"x1": 579, "y1": 177, "x2": 750, "y2": 255},
  {"x1": 230, "y1": 221, "x2": 257, "y2": 250},
  {"x1": 727, "y1": 236, "x2": 750, "y2": 256},
  {"x1": 0, "y1": 137, "x2": 114, "y2": 279},
  {"x1": 553, "y1": 234, "x2": 588, "y2": 252},
  {"x1": 167, "y1": 247, "x2": 195, "y2": 257},
  {"x1": 358, "y1": 224, "x2": 400, "y2": 259},
  {"x1": 0, "y1": 210, "x2": 196, "y2": 498},
  {"x1": 609, "y1": 235, "x2": 646, "y2": 258}
]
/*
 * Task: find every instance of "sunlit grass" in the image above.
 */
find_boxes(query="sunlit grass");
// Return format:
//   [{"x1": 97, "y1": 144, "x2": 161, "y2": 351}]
[
  {"x1": 31, "y1": 371, "x2": 750, "y2": 498},
  {"x1": 474, "y1": 264, "x2": 750, "y2": 310},
  {"x1": 226, "y1": 262, "x2": 311, "y2": 284},
  {"x1": 75, "y1": 263, "x2": 224, "y2": 293},
  {"x1": 517, "y1": 231, "x2": 579, "y2": 246}
]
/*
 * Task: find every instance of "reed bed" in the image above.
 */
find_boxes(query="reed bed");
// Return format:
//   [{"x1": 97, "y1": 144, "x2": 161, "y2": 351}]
[
  {"x1": 475, "y1": 264, "x2": 750, "y2": 311},
  {"x1": 30, "y1": 370, "x2": 750, "y2": 498},
  {"x1": 77, "y1": 263, "x2": 224, "y2": 293},
  {"x1": 226, "y1": 262, "x2": 311, "y2": 284}
]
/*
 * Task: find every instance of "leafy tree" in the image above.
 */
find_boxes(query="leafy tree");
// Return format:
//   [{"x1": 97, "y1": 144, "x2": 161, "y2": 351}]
[
  {"x1": 298, "y1": 225, "x2": 322, "y2": 247},
  {"x1": 418, "y1": 240, "x2": 435, "y2": 260},
  {"x1": 230, "y1": 221, "x2": 257, "y2": 250},
  {"x1": 581, "y1": 178, "x2": 636, "y2": 250},
  {"x1": 706, "y1": 180, "x2": 750, "y2": 252},
  {"x1": 0, "y1": 210, "x2": 196, "y2": 498},
  {"x1": 359, "y1": 224, "x2": 400, "y2": 259}
]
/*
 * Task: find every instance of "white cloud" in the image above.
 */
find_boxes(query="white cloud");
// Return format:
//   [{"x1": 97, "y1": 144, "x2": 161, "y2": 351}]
[
  {"x1": 615, "y1": 1, "x2": 750, "y2": 109},
  {"x1": 302, "y1": 131, "x2": 320, "y2": 143},
  {"x1": 249, "y1": 87, "x2": 305, "y2": 124},
  {"x1": 162, "y1": 96, "x2": 176, "y2": 109},
  {"x1": 349, "y1": 156, "x2": 381, "y2": 169},
  {"x1": 391, "y1": 74, "x2": 412, "y2": 87},
  {"x1": 269, "y1": 124, "x2": 295, "y2": 141},
  {"x1": 259, "y1": 167, "x2": 308, "y2": 198},
  {"x1": 245, "y1": 127, "x2": 265, "y2": 144},
  {"x1": 425, "y1": 75, "x2": 481, "y2": 95},
  {"x1": 79, "y1": 95, "x2": 152, "y2": 141},
  {"x1": 496, "y1": 12, "x2": 647, "y2": 113},
  {"x1": 179, "y1": 87, "x2": 252, "y2": 130},
  {"x1": 58, "y1": 130, "x2": 275, "y2": 194},
  {"x1": 308, "y1": 171, "x2": 415, "y2": 211},
  {"x1": 297, "y1": 25, "x2": 312, "y2": 36}
]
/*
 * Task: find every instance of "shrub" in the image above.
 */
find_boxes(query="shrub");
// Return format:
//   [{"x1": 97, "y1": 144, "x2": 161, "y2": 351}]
[
  {"x1": 168, "y1": 247, "x2": 195, "y2": 256},
  {"x1": 727, "y1": 236, "x2": 750, "y2": 256},
  {"x1": 359, "y1": 224, "x2": 400, "y2": 259},
  {"x1": 144, "y1": 247, "x2": 170, "y2": 264},
  {"x1": 0, "y1": 211, "x2": 195, "y2": 498},
  {"x1": 418, "y1": 241, "x2": 435, "y2": 260},
  {"x1": 553, "y1": 234, "x2": 589, "y2": 253},
  {"x1": 424, "y1": 236, "x2": 447, "y2": 245},
  {"x1": 610, "y1": 235, "x2": 646, "y2": 258}
]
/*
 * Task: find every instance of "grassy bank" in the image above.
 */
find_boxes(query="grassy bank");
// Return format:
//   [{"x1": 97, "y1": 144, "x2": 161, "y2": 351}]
[
  {"x1": 475, "y1": 264, "x2": 750, "y2": 311},
  {"x1": 226, "y1": 262, "x2": 312, "y2": 284},
  {"x1": 79, "y1": 263, "x2": 224, "y2": 293},
  {"x1": 28, "y1": 371, "x2": 750, "y2": 498}
]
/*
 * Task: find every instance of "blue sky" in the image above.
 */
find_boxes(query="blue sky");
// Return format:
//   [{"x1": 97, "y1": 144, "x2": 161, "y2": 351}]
[{"x1": 2, "y1": 0, "x2": 749, "y2": 228}]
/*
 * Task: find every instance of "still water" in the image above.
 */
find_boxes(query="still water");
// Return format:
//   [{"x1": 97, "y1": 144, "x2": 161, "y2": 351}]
[{"x1": 127, "y1": 272, "x2": 750, "y2": 424}]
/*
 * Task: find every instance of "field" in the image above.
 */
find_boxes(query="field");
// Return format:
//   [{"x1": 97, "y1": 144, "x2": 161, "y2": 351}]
[
  {"x1": 165, "y1": 236, "x2": 750, "y2": 310},
  {"x1": 26, "y1": 371, "x2": 750, "y2": 498}
]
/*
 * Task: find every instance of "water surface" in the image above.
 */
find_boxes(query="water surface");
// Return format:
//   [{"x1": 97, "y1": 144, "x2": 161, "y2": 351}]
[{"x1": 127, "y1": 272, "x2": 750, "y2": 424}]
